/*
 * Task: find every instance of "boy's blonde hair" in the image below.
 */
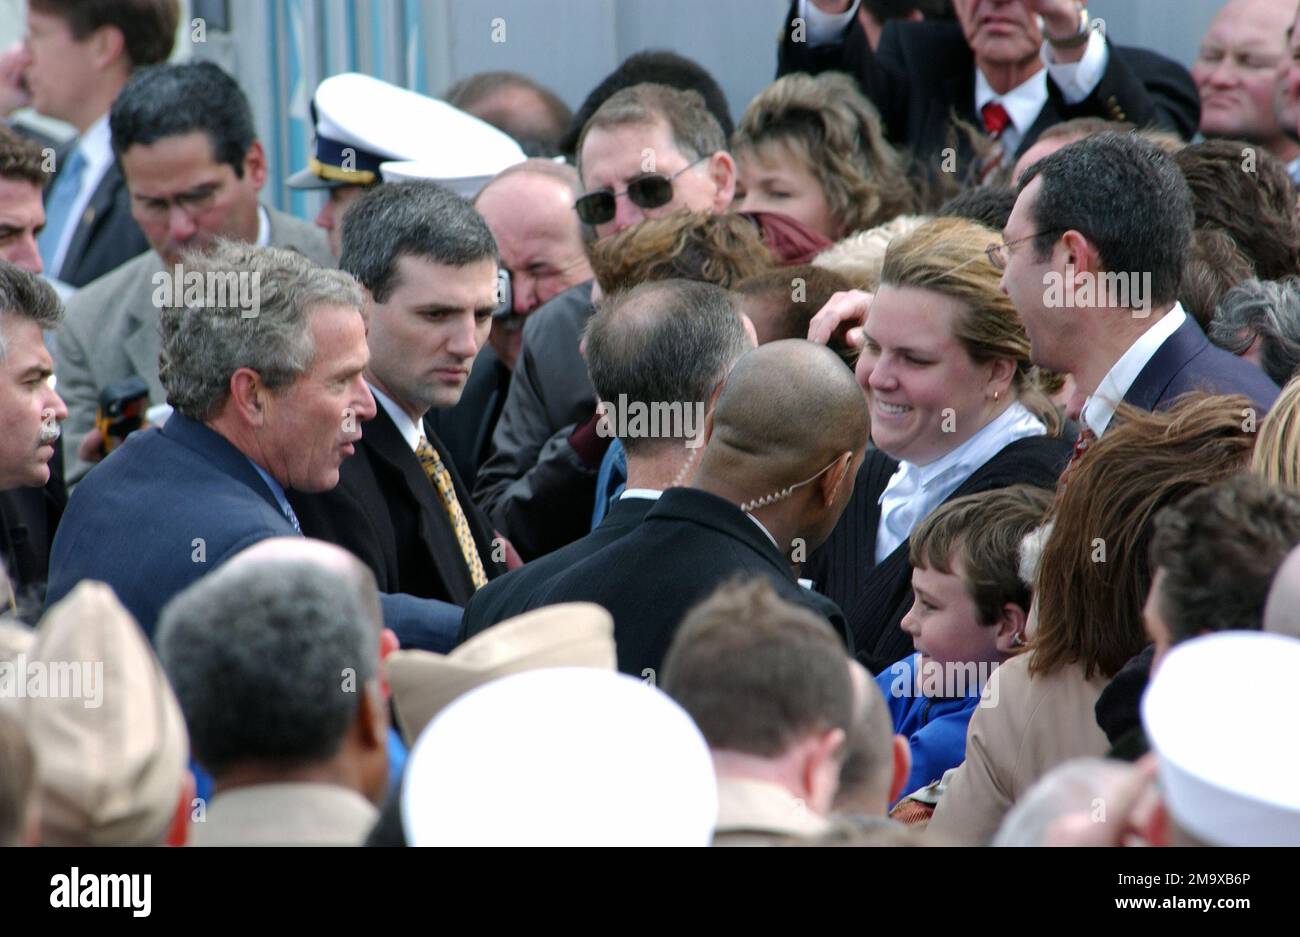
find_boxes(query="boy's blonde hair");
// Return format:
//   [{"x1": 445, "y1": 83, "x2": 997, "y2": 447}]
[{"x1": 908, "y1": 485, "x2": 1054, "y2": 627}]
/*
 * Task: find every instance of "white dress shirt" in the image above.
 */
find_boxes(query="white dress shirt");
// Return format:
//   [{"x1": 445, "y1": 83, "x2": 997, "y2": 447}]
[
  {"x1": 255, "y1": 204, "x2": 271, "y2": 248},
  {"x1": 1081, "y1": 304, "x2": 1187, "y2": 438},
  {"x1": 370, "y1": 383, "x2": 422, "y2": 452},
  {"x1": 619, "y1": 488, "x2": 662, "y2": 502},
  {"x1": 875, "y1": 401, "x2": 1047, "y2": 565},
  {"x1": 799, "y1": 0, "x2": 1109, "y2": 159},
  {"x1": 1288, "y1": 155, "x2": 1300, "y2": 187},
  {"x1": 46, "y1": 114, "x2": 115, "y2": 277},
  {"x1": 975, "y1": 29, "x2": 1109, "y2": 156}
]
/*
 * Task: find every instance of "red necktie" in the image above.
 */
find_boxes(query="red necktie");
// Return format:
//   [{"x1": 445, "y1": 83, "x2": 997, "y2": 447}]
[
  {"x1": 981, "y1": 101, "x2": 1012, "y2": 139},
  {"x1": 1058, "y1": 426, "x2": 1097, "y2": 490}
]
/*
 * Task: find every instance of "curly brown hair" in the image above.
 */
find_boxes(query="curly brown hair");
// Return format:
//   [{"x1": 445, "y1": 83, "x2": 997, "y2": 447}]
[
  {"x1": 1030, "y1": 393, "x2": 1258, "y2": 680},
  {"x1": 587, "y1": 210, "x2": 776, "y2": 295}
]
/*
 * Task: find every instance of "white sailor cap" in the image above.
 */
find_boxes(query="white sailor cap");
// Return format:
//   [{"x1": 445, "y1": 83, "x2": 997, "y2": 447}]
[
  {"x1": 288, "y1": 72, "x2": 522, "y2": 191},
  {"x1": 379, "y1": 106, "x2": 526, "y2": 200},
  {"x1": 1142, "y1": 630, "x2": 1300, "y2": 846},
  {"x1": 401, "y1": 668, "x2": 718, "y2": 846}
]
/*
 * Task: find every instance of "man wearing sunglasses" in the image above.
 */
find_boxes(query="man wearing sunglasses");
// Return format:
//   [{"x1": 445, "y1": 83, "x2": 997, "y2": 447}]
[{"x1": 472, "y1": 83, "x2": 737, "y2": 561}]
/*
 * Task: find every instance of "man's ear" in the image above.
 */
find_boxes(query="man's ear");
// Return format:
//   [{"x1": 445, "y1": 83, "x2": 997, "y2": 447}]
[
  {"x1": 378, "y1": 628, "x2": 399, "y2": 698},
  {"x1": 242, "y1": 140, "x2": 270, "y2": 192},
  {"x1": 228, "y1": 368, "x2": 267, "y2": 427},
  {"x1": 803, "y1": 726, "x2": 846, "y2": 801},
  {"x1": 357, "y1": 680, "x2": 388, "y2": 750},
  {"x1": 707, "y1": 151, "x2": 737, "y2": 212},
  {"x1": 889, "y1": 734, "x2": 912, "y2": 806},
  {"x1": 818, "y1": 450, "x2": 855, "y2": 507},
  {"x1": 993, "y1": 602, "x2": 1029, "y2": 655},
  {"x1": 1059, "y1": 230, "x2": 1097, "y2": 279},
  {"x1": 90, "y1": 25, "x2": 127, "y2": 72}
]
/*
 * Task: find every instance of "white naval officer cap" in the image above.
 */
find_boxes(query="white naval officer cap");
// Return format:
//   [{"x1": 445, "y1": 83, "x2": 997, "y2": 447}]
[
  {"x1": 1142, "y1": 630, "x2": 1300, "y2": 846},
  {"x1": 288, "y1": 72, "x2": 522, "y2": 191}
]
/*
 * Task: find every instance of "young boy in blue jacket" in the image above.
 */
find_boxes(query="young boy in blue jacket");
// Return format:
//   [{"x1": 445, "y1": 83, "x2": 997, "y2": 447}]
[{"x1": 878, "y1": 484, "x2": 1053, "y2": 803}]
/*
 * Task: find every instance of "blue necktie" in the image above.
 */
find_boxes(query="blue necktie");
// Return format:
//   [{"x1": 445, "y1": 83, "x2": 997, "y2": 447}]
[{"x1": 37, "y1": 147, "x2": 87, "y2": 274}]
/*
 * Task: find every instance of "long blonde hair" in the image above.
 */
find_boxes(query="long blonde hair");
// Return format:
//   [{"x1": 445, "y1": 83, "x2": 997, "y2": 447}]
[
  {"x1": 1252, "y1": 375, "x2": 1300, "y2": 490},
  {"x1": 879, "y1": 217, "x2": 1062, "y2": 436}
]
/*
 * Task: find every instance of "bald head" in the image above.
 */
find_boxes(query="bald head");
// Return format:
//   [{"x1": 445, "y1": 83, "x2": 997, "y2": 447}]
[
  {"x1": 832, "y1": 662, "x2": 900, "y2": 815},
  {"x1": 229, "y1": 537, "x2": 382, "y2": 636},
  {"x1": 1264, "y1": 544, "x2": 1300, "y2": 638},
  {"x1": 703, "y1": 339, "x2": 869, "y2": 484}
]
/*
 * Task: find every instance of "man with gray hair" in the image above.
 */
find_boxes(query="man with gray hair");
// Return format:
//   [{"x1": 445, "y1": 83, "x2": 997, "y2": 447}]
[
  {"x1": 473, "y1": 83, "x2": 738, "y2": 561},
  {"x1": 0, "y1": 261, "x2": 68, "y2": 617},
  {"x1": 460, "y1": 278, "x2": 752, "y2": 637},
  {"x1": 157, "y1": 546, "x2": 389, "y2": 846},
  {"x1": 45, "y1": 241, "x2": 462, "y2": 649},
  {"x1": 289, "y1": 182, "x2": 507, "y2": 608},
  {"x1": 430, "y1": 160, "x2": 594, "y2": 483},
  {"x1": 1208, "y1": 277, "x2": 1300, "y2": 386}
]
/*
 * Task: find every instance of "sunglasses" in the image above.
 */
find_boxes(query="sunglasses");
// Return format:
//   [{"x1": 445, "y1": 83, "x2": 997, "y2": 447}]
[{"x1": 574, "y1": 156, "x2": 709, "y2": 226}]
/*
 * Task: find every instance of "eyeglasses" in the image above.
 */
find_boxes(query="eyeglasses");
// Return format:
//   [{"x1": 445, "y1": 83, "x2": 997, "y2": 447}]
[
  {"x1": 574, "y1": 156, "x2": 709, "y2": 226},
  {"x1": 133, "y1": 183, "x2": 223, "y2": 221},
  {"x1": 985, "y1": 230, "x2": 1065, "y2": 271}
]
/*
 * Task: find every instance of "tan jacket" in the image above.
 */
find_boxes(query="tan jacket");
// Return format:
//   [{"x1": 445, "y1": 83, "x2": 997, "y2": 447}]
[
  {"x1": 711, "y1": 776, "x2": 830, "y2": 847},
  {"x1": 926, "y1": 653, "x2": 1111, "y2": 845},
  {"x1": 188, "y1": 782, "x2": 378, "y2": 847},
  {"x1": 55, "y1": 206, "x2": 332, "y2": 483}
]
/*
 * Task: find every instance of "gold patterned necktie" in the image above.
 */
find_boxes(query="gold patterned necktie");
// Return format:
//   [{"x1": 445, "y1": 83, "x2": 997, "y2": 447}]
[{"x1": 416, "y1": 435, "x2": 488, "y2": 590}]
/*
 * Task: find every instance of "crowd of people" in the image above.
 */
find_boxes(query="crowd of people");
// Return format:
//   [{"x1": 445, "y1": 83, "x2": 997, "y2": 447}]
[{"x1": 0, "y1": 0, "x2": 1299, "y2": 847}]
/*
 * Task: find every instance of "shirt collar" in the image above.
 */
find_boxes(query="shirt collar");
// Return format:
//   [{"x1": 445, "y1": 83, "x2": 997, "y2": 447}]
[
  {"x1": 619, "y1": 488, "x2": 663, "y2": 502},
  {"x1": 909, "y1": 400, "x2": 1044, "y2": 486},
  {"x1": 974, "y1": 66, "x2": 1048, "y2": 141},
  {"x1": 1083, "y1": 304, "x2": 1187, "y2": 437},
  {"x1": 256, "y1": 204, "x2": 271, "y2": 248},
  {"x1": 76, "y1": 114, "x2": 114, "y2": 176},
  {"x1": 714, "y1": 776, "x2": 830, "y2": 838},
  {"x1": 247, "y1": 458, "x2": 293, "y2": 513},
  {"x1": 370, "y1": 383, "x2": 422, "y2": 452}
]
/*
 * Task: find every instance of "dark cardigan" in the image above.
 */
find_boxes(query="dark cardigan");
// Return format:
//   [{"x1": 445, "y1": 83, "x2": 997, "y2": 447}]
[{"x1": 805, "y1": 434, "x2": 1074, "y2": 673}]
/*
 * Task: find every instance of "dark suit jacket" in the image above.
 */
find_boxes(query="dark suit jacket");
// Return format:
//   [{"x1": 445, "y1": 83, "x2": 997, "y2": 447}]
[
  {"x1": 534, "y1": 487, "x2": 851, "y2": 677},
  {"x1": 1122, "y1": 315, "x2": 1279, "y2": 414},
  {"x1": 778, "y1": 13, "x2": 1199, "y2": 178},
  {"x1": 288, "y1": 404, "x2": 505, "y2": 607},
  {"x1": 49, "y1": 158, "x2": 149, "y2": 288},
  {"x1": 427, "y1": 344, "x2": 510, "y2": 485},
  {"x1": 46, "y1": 413, "x2": 461, "y2": 648},
  {"x1": 0, "y1": 474, "x2": 66, "y2": 621},
  {"x1": 805, "y1": 435, "x2": 1073, "y2": 674},
  {"x1": 459, "y1": 494, "x2": 655, "y2": 641},
  {"x1": 472, "y1": 280, "x2": 600, "y2": 560}
]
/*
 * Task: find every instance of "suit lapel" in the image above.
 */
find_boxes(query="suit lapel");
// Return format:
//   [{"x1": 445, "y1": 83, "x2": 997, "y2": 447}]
[
  {"x1": 1123, "y1": 317, "x2": 1204, "y2": 411},
  {"x1": 57, "y1": 163, "x2": 122, "y2": 280},
  {"x1": 363, "y1": 406, "x2": 476, "y2": 598}
]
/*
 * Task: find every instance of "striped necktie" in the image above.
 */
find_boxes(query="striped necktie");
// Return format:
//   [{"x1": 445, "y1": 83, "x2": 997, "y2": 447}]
[{"x1": 416, "y1": 435, "x2": 488, "y2": 590}]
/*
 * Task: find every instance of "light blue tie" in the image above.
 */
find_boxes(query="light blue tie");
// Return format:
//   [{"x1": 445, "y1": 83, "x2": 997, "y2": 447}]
[{"x1": 37, "y1": 147, "x2": 87, "y2": 274}]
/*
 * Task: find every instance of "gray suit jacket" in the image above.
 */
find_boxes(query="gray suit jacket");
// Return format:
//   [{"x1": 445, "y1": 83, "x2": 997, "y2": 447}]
[{"x1": 55, "y1": 206, "x2": 332, "y2": 482}]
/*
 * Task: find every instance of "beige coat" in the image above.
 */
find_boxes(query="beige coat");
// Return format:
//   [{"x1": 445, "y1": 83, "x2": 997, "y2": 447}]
[
  {"x1": 711, "y1": 776, "x2": 831, "y2": 847},
  {"x1": 188, "y1": 782, "x2": 378, "y2": 847},
  {"x1": 55, "y1": 206, "x2": 332, "y2": 482},
  {"x1": 926, "y1": 653, "x2": 1112, "y2": 845}
]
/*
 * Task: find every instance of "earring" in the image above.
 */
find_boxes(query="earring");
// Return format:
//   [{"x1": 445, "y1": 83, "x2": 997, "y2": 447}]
[{"x1": 993, "y1": 390, "x2": 1001, "y2": 402}]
